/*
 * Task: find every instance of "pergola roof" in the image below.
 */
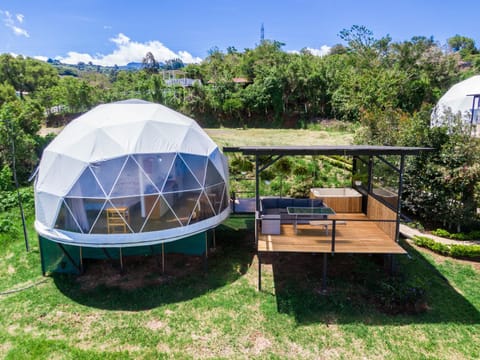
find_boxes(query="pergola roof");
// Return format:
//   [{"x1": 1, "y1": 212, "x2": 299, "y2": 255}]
[{"x1": 223, "y1": 145, "x2": 433, "y2": 156}]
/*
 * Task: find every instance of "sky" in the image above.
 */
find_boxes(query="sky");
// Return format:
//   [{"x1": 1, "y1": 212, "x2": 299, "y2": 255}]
[{"x1": 1, "y1": 0, "x2": 479, "y2": 66}]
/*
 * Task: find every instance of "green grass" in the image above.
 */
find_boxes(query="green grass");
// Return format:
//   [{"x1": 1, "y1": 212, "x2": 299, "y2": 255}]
[
  {"x1": 205, "y1": 127, "x2": 354, "y2": 148},
  {"x1": 1, "y1": 212, "x2": 480, "y2": 359}
]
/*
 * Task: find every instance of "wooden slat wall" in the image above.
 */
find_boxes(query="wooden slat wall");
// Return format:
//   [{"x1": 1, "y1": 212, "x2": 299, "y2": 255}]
[
  {"x1": 321, "y1": 197, "x2": 362, "y2": 213},
  {"x1": 366, "y1": 195, "x2": 397, "y2": 241},
  {"x1": 310, "y1": 191, "x2": 363, "y2": 213}
]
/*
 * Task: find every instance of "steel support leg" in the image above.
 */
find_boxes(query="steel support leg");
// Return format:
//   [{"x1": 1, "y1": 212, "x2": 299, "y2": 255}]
[
  {"x1": 322, "y1": 253, "x2": 328, "y2": 292},
  {"x1": 258, "y1": 253, "x2": 262, "y2": 291}
]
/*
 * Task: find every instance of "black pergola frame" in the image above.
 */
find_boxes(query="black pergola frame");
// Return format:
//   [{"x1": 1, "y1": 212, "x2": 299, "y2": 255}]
[
  {"x1": 224, "y1": 145, "x2": 431, "y2": 222},
  {"x1": 224, "y1": 145, "x2": 432, "y2": 291}
]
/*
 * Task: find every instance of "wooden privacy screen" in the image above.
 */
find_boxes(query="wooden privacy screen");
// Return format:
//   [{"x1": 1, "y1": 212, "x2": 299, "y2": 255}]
[
  {"x1": 366, "y1": 195, "x2": 397, "y2": 241},
  {"x1": 320, "y1": 196, "x2": 362, "y2": 213}
]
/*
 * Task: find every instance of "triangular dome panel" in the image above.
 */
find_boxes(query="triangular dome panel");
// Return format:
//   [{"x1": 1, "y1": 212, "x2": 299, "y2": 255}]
[
  {"x1": 204, "y1": 159, "x2": 225, "y2": 187},
  {"x1": 35, "y1": 192, "x2": 62, "y2": 229},
  {"x1": 90, "y1": 156, "x2": 128, "y2": 196},
  {"x1": 67, "y1": 167, "x2": 106, "y2": 198},
  {"x1": 162, "y1": 155, "x2": 201, "y2": 192},
  {"x1": 209, "y1": 148, "x2": 228, "y2": 181},
  {"x1": 163, "y1": 190, "x2": 201, "y2": 226},
  {"x1": 133, "y1": 153, "x2": 175, "y2": 193},
  {"x1": 191, "y1": 192, "x2": 216, "y2": 223},
  {"x1": 54, "y1": 200, "x2": 83, "y2": 233},
  {"x1": 110, "y1": 156, "x2": 158, "y2": 197},
  {"x1": 205, "y1": 183, "x2": 226, "y2": 214},
  {"x1": 141, "y1": 195, "x2": 182, "y2": 232},
  {"x1": 180, "y1": 153, "x2": 208, "y2": 186}
]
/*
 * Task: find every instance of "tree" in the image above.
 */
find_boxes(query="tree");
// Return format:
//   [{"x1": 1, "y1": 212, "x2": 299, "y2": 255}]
[
  {"x1": 0, "y1": 100, "x2": 43, "y2": 184},
  {"x1": 448, "y1": 35, "x2": 477, "y2": 58},
  {"x1": 142, "y1": 52, "x2": 159, "y2": 74},
  {"x1": 164, "y1": 58, "x2": 184, "y2": 70}
]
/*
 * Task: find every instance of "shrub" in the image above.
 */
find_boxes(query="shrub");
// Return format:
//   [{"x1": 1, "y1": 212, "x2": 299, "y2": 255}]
[
  {"x1": 375, "y1": 277, "x2": 427, "y2": 315},
  {"x1": 413, "y1": 235, "x2": 480, "y2": 258},
  {"x1": 0, "y1": 212, "x2": 20, "y2": 236},
  {"x1": 431, "y1": 228, "x2": 480, "y2": 241},
  {"x1": 0, "y1": 187, "x2": 34, "y2": 214},
  {"x1": 431, "y1": 228, "x2": 451, "y2": 238}
]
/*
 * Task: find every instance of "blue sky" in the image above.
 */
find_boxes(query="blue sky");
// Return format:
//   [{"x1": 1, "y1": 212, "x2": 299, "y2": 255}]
[{"x1": 1, "y1": 0, "x2": 479, "y2": 66}]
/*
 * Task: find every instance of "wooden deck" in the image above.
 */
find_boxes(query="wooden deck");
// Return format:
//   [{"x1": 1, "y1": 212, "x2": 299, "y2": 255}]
[{"x1": 258, "y1": 213, "x2": 406, "y2": 254}]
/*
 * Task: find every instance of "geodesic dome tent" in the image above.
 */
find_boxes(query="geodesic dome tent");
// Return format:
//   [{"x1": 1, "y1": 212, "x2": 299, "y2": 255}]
[
  {"x1": 431, "y1": 75, "x2": 480, "y2": 129},
  {"x1": 35, "y1": 100, "x2": 230, "y2": 253}
]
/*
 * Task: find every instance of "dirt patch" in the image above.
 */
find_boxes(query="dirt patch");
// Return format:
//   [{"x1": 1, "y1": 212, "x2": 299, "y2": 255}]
[
  {"x1": 76, "y1": 253, "x2": 205, "y2": 291},
  {"x1": 249, "y1": 330, "x2": 272, "y2": 355},
  {"x1": 145, "y1": 319, "x2": 169, "y2": 332}
]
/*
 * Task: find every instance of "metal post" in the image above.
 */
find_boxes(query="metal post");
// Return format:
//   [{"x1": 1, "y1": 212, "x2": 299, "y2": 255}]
[
  {"x1": 161, "y1": 243, "x2": 165, "y2": 274},
  {"x1": 79, "y1": 247, "x2": 84, "y2": 274},
  {"x1": 367, "y1": 156, "x2": 374, "y2": 193},
  {"x1": 258, "y1": 253, "x2": 262, "y2": 291},
  {"x1": 322, "y1": 253, "x2": 328, "y2": 292},
  {"x1": 395, "y1": 155, "x2": 406, "y2": 243},
  {"x1": 352, "y1": 156, "x2": 357, "y2": 188},
  {"x1": 119, "y1": 248, "x2": 124, "y2": 273},
  {"x1": 331, "y1": 221, "x2": 336, "y2": 254},
  {"x1": 204, "y1": 232, "x2": 208, "y2": 272},
  {"x1": 3, "y1": 119, "x2": 29, "y2": 252},
  {"x1": 255, "y1": 154, "x2": 260, "y2": 245}
]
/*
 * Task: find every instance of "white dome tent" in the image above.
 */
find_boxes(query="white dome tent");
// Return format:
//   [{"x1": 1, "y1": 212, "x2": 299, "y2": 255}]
[
  {"x1": 35, "y1": 100, "x2": 230, "y2": 273},
  {"x1": 431, "y1": 75, "x2": 480, "y2": 135}
]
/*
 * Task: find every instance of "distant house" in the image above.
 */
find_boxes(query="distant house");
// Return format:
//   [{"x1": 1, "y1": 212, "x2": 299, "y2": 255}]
[
  {"x1": 15, "y1": 90, "x2": 30, "y2": 98},
  {"x1": 232, "y1": 77, "x2": 250, "y2": 84},
  {"x1": 207, "y1": 77, "x2": 251, "y2": 86},
  {"x1": 165, "y1": 78, "x2": 202, "y2": 87}
]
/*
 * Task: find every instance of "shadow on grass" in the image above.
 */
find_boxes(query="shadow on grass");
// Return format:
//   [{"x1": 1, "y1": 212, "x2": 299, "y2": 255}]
[
  {"x1": 53, "y1": 215, "x2": 255, "y2": 311},
  {"x1": 267, "y1": 240, "x2": 480, "y2": 325}
]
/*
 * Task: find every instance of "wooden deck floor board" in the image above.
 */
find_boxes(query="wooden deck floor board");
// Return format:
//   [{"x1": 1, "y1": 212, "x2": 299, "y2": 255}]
[{"x1": 258, "y1": 213, "x2": 406, "y2": 254}]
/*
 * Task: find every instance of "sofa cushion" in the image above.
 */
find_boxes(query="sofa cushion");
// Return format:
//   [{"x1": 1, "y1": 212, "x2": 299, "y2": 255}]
[
  {"x1": 260, "y1": 198, "x2": 278, "y2": 211},
  {"x1": 260, "y1": 197, "x2": 324, "y2": 212}
]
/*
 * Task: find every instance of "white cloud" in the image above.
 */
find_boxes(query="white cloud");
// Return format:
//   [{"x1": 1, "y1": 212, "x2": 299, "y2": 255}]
[
  {"x1": 305, "y1": 45, "x2": 331, "y2": 57},
  {"x1": 11, "y1": 25, "x2": 29, "y2": 37},
  {"x1": 56, "y1": 33, "x2": 202, "y2": 66},
  {"x1": 111, "y1": 33, "x2": 129, "y2": 45},
  {"x1": 1, "y1": 9, "x2": 29, "y2": 38},
  {"x1": 289, "y1": 45, "x2": 331, "y2": 57},
  {"x1": 34, "y1": 55, "x2": 49, "y2": 62}
]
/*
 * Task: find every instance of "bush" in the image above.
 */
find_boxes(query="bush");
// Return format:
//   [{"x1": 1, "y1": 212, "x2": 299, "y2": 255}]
[
  {"x1": 431, "y1": 228, "x2": 480, "y2": 241},
  {"x1": 375, "y1": 277, "x2": 427, "y2": 315},
  {"x1": 431, "y1": 228, "x2": 451, "y2": 238},
  {"x1": 0, "y1": 212, "x2": 20, "y2": 236},
  {"x1": 413, "y1": 235, "x2": 480, "y2": 258},
  {"x1": 0, "y1": 165, "x2": 13, "y2": 191},
  {"x1": 0, "y1": 187, "x2": 34, "y2": 213}
]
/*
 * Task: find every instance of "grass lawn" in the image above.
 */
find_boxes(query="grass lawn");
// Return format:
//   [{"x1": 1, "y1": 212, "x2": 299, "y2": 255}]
[
  {"x1": 1, "y1": 213, "x2": 480, "y2": 359},
  {"x1": 205, "y1": 127, "x2": 354, "y2": 148}
]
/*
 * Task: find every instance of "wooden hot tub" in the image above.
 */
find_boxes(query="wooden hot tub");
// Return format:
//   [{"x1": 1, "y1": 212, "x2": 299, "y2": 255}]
[{"x1": 309, "y1": 188, "x2": 362, "y2": 213}]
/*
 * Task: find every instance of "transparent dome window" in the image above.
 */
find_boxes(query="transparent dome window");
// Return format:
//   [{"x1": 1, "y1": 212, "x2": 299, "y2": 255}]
[{"x1": 53, "y1": 152, "x2": 228, "y2": 234}]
